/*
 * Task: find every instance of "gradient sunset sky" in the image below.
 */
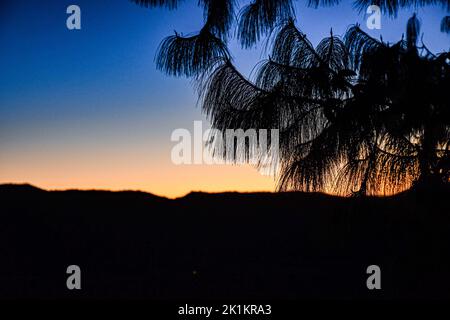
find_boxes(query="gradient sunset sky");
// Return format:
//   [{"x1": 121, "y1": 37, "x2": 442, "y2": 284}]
[{"x1": 0, "y1": 0, "x2": 448, "y2": 197}]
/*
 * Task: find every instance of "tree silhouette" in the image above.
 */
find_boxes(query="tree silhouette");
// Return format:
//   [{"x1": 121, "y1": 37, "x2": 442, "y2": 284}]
[
  {"x1": 442, "y1": 15, "x2": 450, "y2": 32},
  {"x1": 130, "y1": 0, "x2": 450, "y2": 38},
  {"x1": 131, "y1": 0, "x2": 450, "y2": 195}
]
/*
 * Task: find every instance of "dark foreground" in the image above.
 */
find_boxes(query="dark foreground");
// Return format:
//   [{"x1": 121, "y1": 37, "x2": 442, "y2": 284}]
[{"x1": 0, "y1": 184, "x2": 449, "y2": 300}]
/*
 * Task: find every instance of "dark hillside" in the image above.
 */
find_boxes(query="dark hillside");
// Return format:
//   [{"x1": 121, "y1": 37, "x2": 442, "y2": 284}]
[{"x1": 0, "y1": 184, "x2": 449, "y2": 299}]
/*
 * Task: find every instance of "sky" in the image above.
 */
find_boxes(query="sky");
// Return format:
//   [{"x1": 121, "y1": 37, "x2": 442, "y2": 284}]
[{"x1": 0, "y1": 0, "x2": 448, "y2": 198}]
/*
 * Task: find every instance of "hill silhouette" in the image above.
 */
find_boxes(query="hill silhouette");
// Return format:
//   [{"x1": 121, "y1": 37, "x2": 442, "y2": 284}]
[{"x1": 0, "y1": 183, "x2": 449, "y2": 299}]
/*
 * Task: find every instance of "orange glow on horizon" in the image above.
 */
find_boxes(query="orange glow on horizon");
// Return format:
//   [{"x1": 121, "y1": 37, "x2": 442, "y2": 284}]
[{"x1": 0, "y1": 158, "x2": 276, "y2": 199}]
